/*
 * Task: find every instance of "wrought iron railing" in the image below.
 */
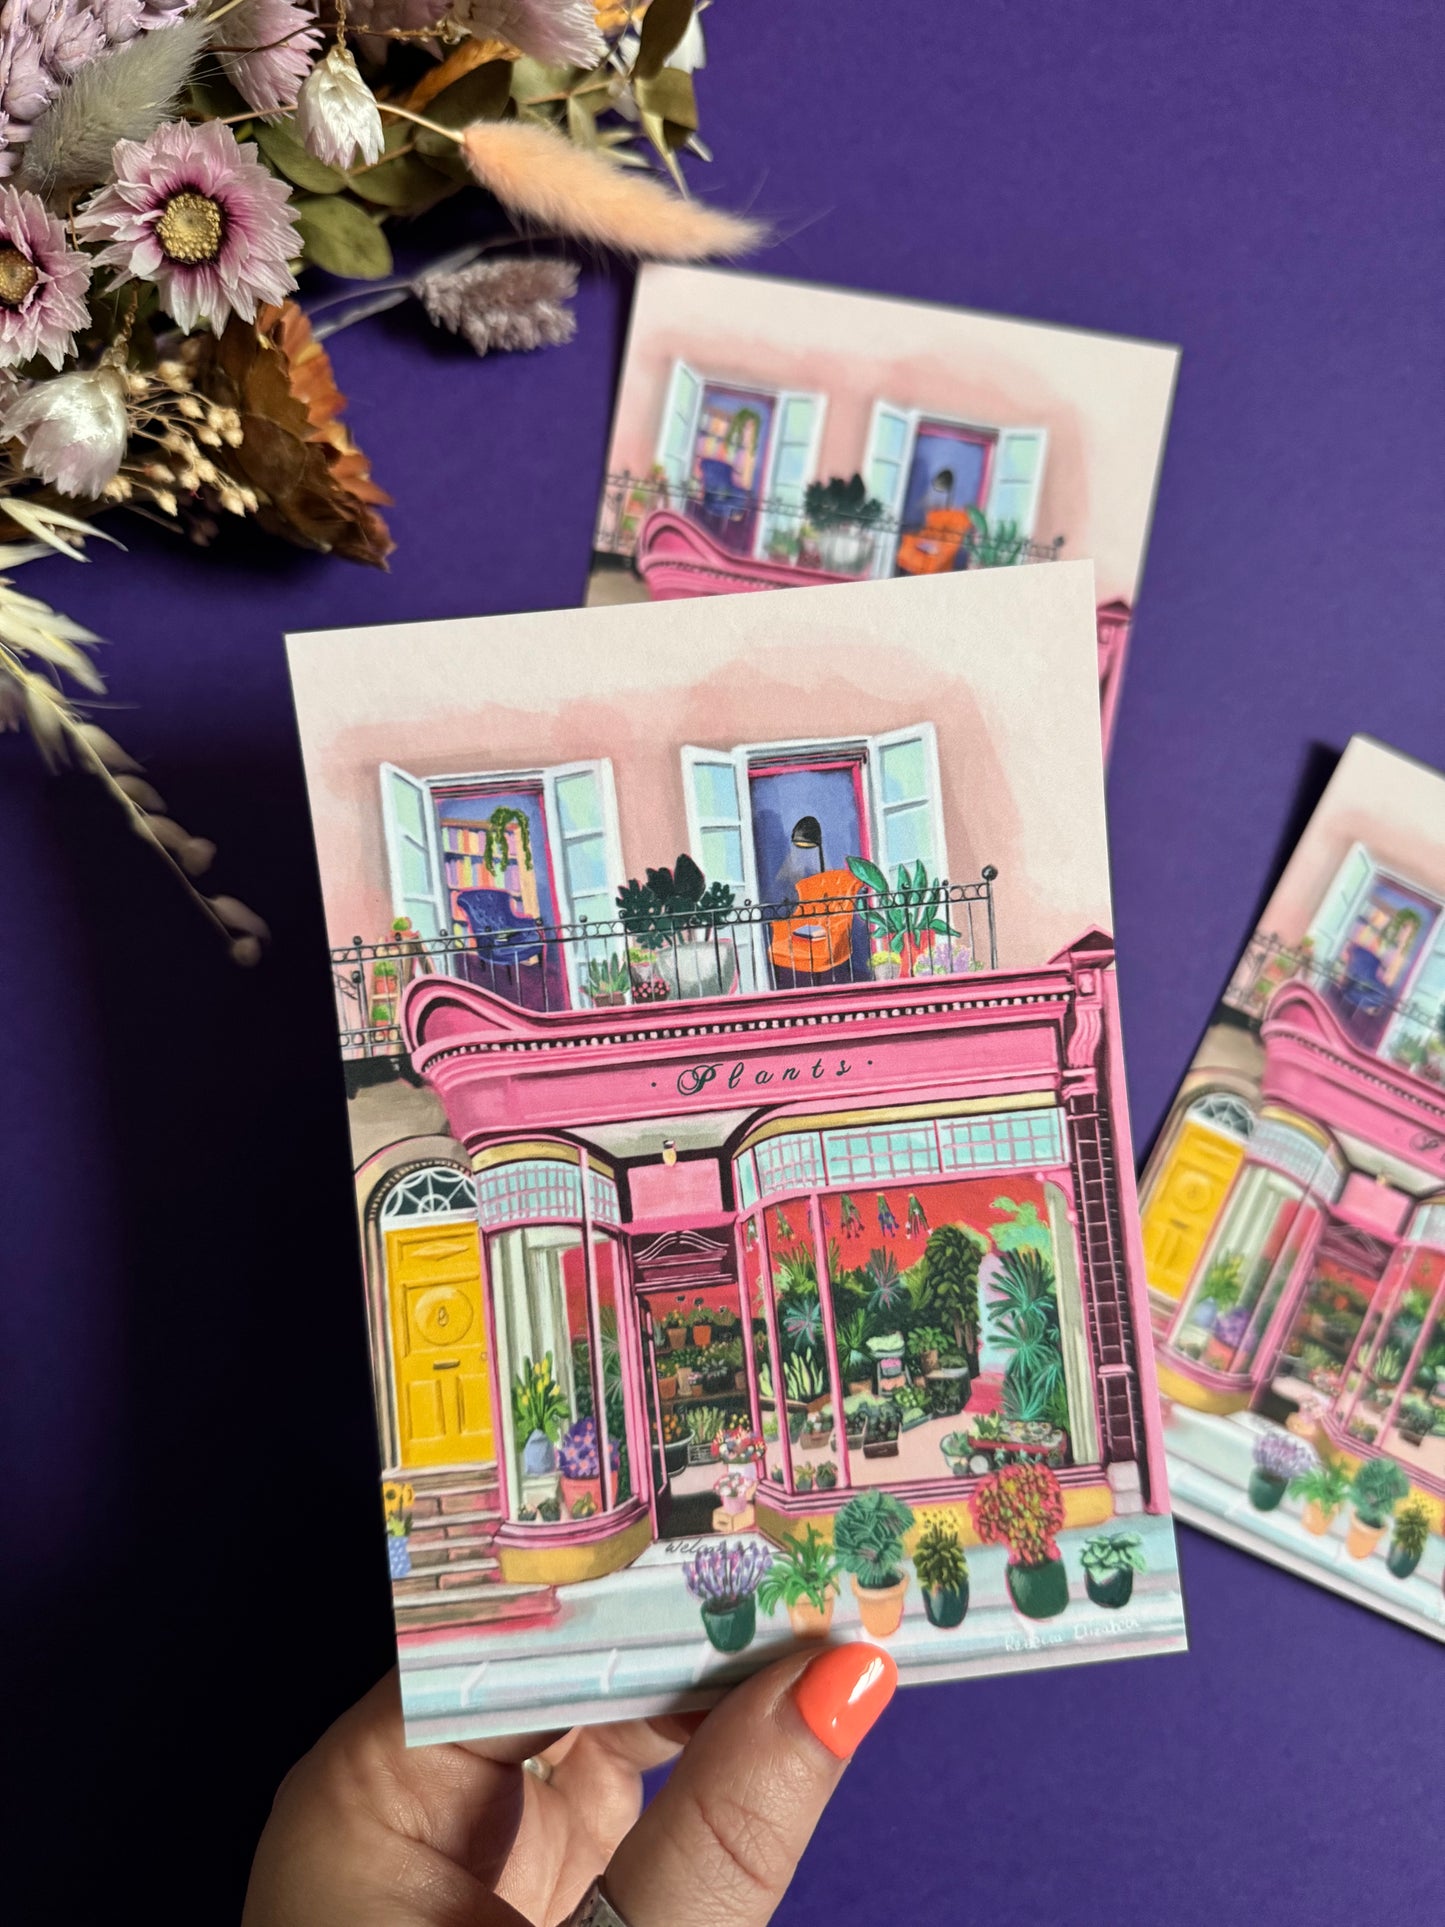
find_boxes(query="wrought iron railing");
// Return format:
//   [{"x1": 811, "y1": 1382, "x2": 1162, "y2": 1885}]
[
  {"x1": 592, "y1": 470, "x2": 1063, "y2": 575},
  {"x1": 333, "y1": 872, "x2": 999, "y2": 1059},
  {"x1": 1223, "y1": 932, "x2": 1445, "y2": 1087}
]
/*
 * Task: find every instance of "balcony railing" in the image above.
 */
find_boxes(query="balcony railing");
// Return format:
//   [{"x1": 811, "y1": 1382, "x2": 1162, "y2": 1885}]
[
  {"x1": 1223, "y1": 932, "x2": 1445, "y2": 1087},
  {"x1": 592, "y1": 470, "x2": 1063, "y2": 575},
  {"x1": 333, "y1": 873, "x2": 999, "y2": 1060}
]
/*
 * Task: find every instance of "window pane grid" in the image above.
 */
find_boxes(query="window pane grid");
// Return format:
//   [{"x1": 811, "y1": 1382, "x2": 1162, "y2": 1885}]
[
  {"x1": 822, "y1": 1125, "x2": 940, "y2": 1185},
  {"x1": 754, "y1": 1132, "x2": 825, "y2": 1197},
  {"x1": 476, "y1": 1158, "x2": 583, "y2": 1228},
  {"x1": 735, "y1": 1149, "x2": 758, "y2": 1211},
  {"x1": 938, "y1": 1109, "x2": 1065, "y2": 1172},
  {"x1": 588, "y1": 1169, "x2": 621, "y2": 1228},
  {"x1": 1251, "y1": 1119, "x2": 1343, "y2": 1198}
]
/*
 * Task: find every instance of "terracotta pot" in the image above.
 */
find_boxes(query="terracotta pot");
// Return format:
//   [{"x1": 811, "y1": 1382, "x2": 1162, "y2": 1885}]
[
  {"x1": 657, "y1": 1376, "x2": 677, "y2": 1402},
  {"x1": 666, "y1": 1326, "x2": 686, "y2": 1353},
  {"x1": 919, "y1": 1349, "x2": 940, "y2": 1375},
  {"x1": 1346, "y1": 1511, "x2": 1386, "y2": 1561},
  {"x1": 850, "y1": 1572, "x2": 909, "y2": 1638},
  {"x1": 559, "y1": 1475, "x2": 603, "y2": 1515},
  {"x1": 787, "y1": 1591, "x2": 836, "y2": 1638},
  {"x1": 847, "y1": 1379, "x2": 872, "y2": 1398},
  {"x1": 1302, "y1": 1500, "x2": 1336, "y2": 1536},
  {"x1": 692, "y1": 1324, "x2": 713, "y2": 1348},
  {"x1": 733, "y1": 1370, "x2": 748, "y2": 1391}
]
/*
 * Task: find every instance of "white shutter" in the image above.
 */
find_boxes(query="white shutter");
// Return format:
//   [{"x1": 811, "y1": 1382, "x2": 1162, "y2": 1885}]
[
  {"x1": 984, "y1": 428, "x2": 1047, "y2": 540},
  {"x1": 1306, "y1": 843, "x2": 1373, "y2": 968},
  {"x1": 755, "y1": 391, "x2": 825, "y2": 560},
  {"x1": 379, "y1": 762, "x2": 447, "y2": 939},
  {"x1": 655, "y1": 359, "x2": 702, "y2": 493},
  {"x1": 682, "y1": 745, "x2": 764, "y2": 991},
  {"x1": 862, "y1": 400, "x2": 912, "y2": 576},
  {"x1": 543, "y1": 760, "x2": 627, "y2": 1005},
  {"x1": 866, "y1": 724, "x2": 948, "y2": 883}
]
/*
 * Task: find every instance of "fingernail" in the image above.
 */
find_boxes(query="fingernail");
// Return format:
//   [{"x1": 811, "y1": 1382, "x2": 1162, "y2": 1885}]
[{"x1": 792, "y1": 1643, "x2": 898, "y2": 1760}]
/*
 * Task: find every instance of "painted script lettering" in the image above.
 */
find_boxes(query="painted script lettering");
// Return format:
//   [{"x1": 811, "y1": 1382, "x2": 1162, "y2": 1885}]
[{"x1": 678, "y1": 1053, "x2": 856, "y2": 1097}]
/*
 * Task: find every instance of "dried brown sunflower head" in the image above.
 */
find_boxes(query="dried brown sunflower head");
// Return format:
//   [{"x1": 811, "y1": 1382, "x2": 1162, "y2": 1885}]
[{"x1": 194, "y1": 300, "x2": 394, "y2": 568}]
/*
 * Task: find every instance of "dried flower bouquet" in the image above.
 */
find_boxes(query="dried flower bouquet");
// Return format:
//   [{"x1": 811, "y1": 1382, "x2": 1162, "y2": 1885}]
[{"x1": 0, "y1": 0, "x2": 759, "y2": 950}]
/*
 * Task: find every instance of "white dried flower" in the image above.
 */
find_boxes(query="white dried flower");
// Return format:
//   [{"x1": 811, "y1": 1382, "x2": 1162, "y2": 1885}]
[
  {"x1": 2, "y1": 363, "x2": 127, "y2": 496},
  {"x1": 295, "y1": 44, "x2": 383, "y2": 171}
]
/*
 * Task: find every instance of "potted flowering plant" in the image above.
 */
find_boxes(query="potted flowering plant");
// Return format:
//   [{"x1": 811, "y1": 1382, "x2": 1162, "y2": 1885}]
[
  {"x1": 1346, "y1": 1457, "x2": 1411, "y2": 1560},
  {"x1": 557, "y1": 1416, "x2": 619, "y2": 1515},
  {"x1": 1289, "y1": 1459, "x2": 1351, "y2": 1535},
  {"x1": 799, "y1": 1410, "x2": 833, "y2": 1454},
  {"x1": 684, "y1": 1541, "x2": 773, "y2": 1654},
  {"x1": 1249, "y1": 1430, "x2": 1317, "y2": 1511},
  {"x1": 691, "y1": 1298, "x2": 714, "y2": 1349},
  {"x1": 833, "y1": 1490, "x2": 915, "y2": 1637},
  {"x1": 660, "y1": 1410, "x2": 688, "y2": 1477},
  {"x1": 714, "y1": 1428, "x2": 764, "y2": 1469},
  {"x1": 970, "y1": 1463, "x2": 1069, "y2": 1620},
  {"x1": 913, "y1": 1513, "x2": 970, "y2": 1628},
  {"x1": 757, "y1": 1525, "x2": 843, "y2": 1638},
  {"x1": 1080, "y1": 1531, "x2": 1147, "y2": 1609},
  {"x1": 713, "y1": 1469, "x2": 754, "y2": 1519},
  {"x1": 1387, "y1": 1496, "x2": 1433, "y2": 1579},
  {"x1": 512, "y1": 1354, "x2": 568, "y2": 1477},
  {"x1": 383, "y1": 1479, "x2": 414, "y2": 1581},
  {"x1": 663, "y1": 1309, "x2": 689, "y2": 1353}
]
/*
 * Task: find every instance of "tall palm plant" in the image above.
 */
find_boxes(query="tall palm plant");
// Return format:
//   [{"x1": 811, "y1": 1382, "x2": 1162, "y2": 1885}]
[{"x1": 991, "y1": 1246, "x2": 1064, "y2": 1424}]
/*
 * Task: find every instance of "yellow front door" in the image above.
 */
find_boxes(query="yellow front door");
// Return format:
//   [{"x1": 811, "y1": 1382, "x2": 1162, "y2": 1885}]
[
  {"x1": 387, "y1": 1222, "x2": 495, "y2": 1468},
  {"x1": 1142, "y1": 1118, "x2": 1246, "y2": 1302}
]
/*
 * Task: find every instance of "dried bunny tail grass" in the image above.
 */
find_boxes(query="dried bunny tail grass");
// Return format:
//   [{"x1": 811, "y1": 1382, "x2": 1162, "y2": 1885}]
[
  {"x1": 461, "y1": 121, "x2": 767, "y2": 261},
  {"x1": 18, "y1": 13, "x2": 212, "y2": 198}
]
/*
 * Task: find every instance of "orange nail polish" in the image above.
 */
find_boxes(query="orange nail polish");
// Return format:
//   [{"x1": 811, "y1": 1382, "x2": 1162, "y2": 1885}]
[{"x1": 792, "y1": 1643, "x2": 898, "y2": 1760}]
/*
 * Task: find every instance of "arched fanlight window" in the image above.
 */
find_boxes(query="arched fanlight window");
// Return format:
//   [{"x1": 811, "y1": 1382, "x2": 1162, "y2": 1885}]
[
  {"x1": 1188, "y1": 1093, "x2": 1256, "y2": 1140},
  {"x1": 380, "y1": 1164, "x2": 475, "y2": 1224}
]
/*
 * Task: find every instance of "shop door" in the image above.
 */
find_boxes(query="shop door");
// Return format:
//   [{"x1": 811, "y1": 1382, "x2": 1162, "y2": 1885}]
[
  {"x1": 387, "y1": 1222, "x2": 494, "y2": 1467},
  {"x1": 1142, "y1": 1119, "x2": 1247, "y2": 1302}
]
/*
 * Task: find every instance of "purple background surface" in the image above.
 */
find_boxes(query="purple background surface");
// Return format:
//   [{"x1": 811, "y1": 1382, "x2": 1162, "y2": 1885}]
[{"x1": 3, "y1": 3, "x2": 1442, "y2": 1919}]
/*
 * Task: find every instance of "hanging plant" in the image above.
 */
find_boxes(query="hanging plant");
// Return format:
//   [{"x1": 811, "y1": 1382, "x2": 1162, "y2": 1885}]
[
  {"x1": 482, "y1": 804, "x2": 534, "y2": 877},
  {"x1": 838, "y1": 1193, "x2": 865, "y2": 1240},
  {"x1": 876, "y1": 1193, "x2": 900, "y2": 1238},
  {"x1": 906, "y1": 1193, "x2": 929, "y2": 1239}
]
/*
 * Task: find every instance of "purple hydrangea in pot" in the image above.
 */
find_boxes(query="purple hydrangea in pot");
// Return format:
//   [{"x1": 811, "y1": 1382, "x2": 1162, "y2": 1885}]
[
  {"x1": 1248, "y1": 1430, "x2": 1317, "y2": 1512},
  {"x1": 684, "y1": 1540, "x2": 773, "y2": 1653},
  {"x1": 557, "y1": 1415, "x2": 621, "y2": 1516}
]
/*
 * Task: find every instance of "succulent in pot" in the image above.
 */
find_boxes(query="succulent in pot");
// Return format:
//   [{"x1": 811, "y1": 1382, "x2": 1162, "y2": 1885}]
[
  {"x1": 1079, "y1": 1530, "x2": 1147, "y2": 1609},
  {"x1": 970, "y1": 1463, "x2": 1069, "y2": 1620},
  {"x1": 1249, "y1": 1430, "x2": 1317, "y2": 1511},
  {"x1": 684, "y1": 1540, "x2": 773, "y2": 1653},
  {"x1": 1387, "y1": 1495, "x2": 1433, "y2": 1579},
  {"x1": 912, "y1": 1512, "x2": 970, "y2": 1628},
  {"x1": 832, "y1": 1490, "x2": 916, "y2": 1637},
  {"x1": 1346, "y1": 1457, "x2": 1412, "y2": 1560},
  {"x1": 756, "y1": 1524, "x2": 842, "y2": 1638}
]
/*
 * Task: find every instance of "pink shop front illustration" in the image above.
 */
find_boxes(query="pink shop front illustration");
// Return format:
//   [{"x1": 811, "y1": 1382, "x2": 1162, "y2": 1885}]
[
  {"x1": 587, "y1": 265, "x2": 1179, "y2": 748},
  {"x1": 1141, "y1": 737, "x2": 1445, "y2": 1639},
  {"x1": 292, "y1": 567, "x2": 1186, "y2": 1744}
]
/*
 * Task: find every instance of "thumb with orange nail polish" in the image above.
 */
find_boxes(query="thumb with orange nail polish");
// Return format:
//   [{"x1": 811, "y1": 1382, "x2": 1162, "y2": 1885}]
[{"x1": 605, "y1": 1643, "x2": 898, "y2": 1927}]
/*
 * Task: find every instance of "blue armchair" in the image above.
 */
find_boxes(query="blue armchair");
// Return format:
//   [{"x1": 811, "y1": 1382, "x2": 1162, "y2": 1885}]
[
  {"x1": 457, "y1": 888, "x2": 545, "y2": 972},
  {"x1": 696, "y1": 457, "x2": 752, "y2": 532}
]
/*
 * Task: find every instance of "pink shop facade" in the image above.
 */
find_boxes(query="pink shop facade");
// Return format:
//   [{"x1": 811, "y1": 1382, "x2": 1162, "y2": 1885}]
[
  {"x1": 1151, "y1": 970, "x2": 1445, "y2": 1499},
  {"x1": 389, "y1": 931, "x2": 1168, "y2": 1595}
]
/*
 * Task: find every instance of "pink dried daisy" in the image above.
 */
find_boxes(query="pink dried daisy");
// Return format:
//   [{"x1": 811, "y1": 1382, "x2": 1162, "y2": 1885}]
[
  {"x1": 215, "y1": 0, "x2": 322, "y2": 118},
  {"x1": 0, "y1": 182, "x2": 90, "y2": 368},
  {"x1": 76, "y1": 118, "x2": 299, "y2": 335}
]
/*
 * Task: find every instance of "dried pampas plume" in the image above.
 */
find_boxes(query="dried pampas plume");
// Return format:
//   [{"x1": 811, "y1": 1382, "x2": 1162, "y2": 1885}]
[
  {"x1": 415, "y1": 257, "x2": 578, "y2": 356},
  {"x1": 461, "y1": 121, "x2": 766, "y2": 261},
  {"x1": 18, "y1": 13, "x2": 212, "y2": 199}
]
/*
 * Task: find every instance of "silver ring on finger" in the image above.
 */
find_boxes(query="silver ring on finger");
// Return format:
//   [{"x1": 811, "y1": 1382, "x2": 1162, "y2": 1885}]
[{"x1": 561, "y1": 1878, "x2": 633, "y2": 1926}]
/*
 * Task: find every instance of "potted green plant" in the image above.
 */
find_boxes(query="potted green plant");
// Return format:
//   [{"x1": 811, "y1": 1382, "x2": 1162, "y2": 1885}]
[
  {"x1": 794, "y1": 1461, "x2": 815, "y2": 1493},
  {"x1": 616, "y1": 855, "x2": 738, "y2": 1000},
  {"x1": 691, "y1": 1297, "x2": 714, "y2": 1349},
  {"x1": 913, "y1": 1513, "x2": 970, "y2": 1628},
  {"x1": 686, "y1": 1406, "x2": 727, "y2": 1465},
  {"x1": 512, "y1": 1354, "x2": 568, "y2": 1477},
  {"x1": 1080, "y1": 1531, "x2": 1147, "y2": 1609},
  {"x1": 1346, "y1": 1457, "x2": 1411, "y2": 1559},
  {"x1": 583, "y1": 952, "x2": 631, "y2": 1008},
  {"x1": 757, "y1": 1524, "x2": 843, "y2": 1638},
  {"x1": 663, "y1": 1308, "x2": 688, "y2": 1353},
  {"x1": 802, "y1": 472, "x2": 884, "y2": 574},
  {"x1": 837, "y1": 1310, "x2": 874, "y2": 1397},
  {"x1": 816, "y1": 1460, "x2": 839, "y2": 1490},
  {"x1": 1387, "y1": 1496, "x2": 1433, "y2": 1579},
  {"x1": 1398, "y1": 1395, "x2": 1435, "y2": 1446},
  {"x1": 833, "y1": 1491, "x2": 915, "y2": 1638},
  {"x1": 905, "y1": 1324, "x2": 950, "y2": 1377},
  {"x1": 1289, "y1": 1458, "x2": 1351, "y2": 1535},
  {"x1": 799, "y1": 1409, "x2": 833, "y2": 1454},
  {"x1": 862, "y1": 1402, "x2": 901, "y2": 1458},
  {"x1": 846, "y1": 855, "x2": 957, "y2": 980},
  {"x1": 970, "y1": 1462, "x2": 1069, "y2": 1620},
  {"x1": 684, "y1": 1541, "x2": 773, "y2": 1654},
  {"x1": 1248, "y1": 1430, "x2": 1317, "y2": 1511}
]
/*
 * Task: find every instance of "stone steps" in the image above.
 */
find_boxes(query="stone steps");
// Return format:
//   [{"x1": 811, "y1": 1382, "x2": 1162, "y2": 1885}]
[
  {"x1": 396, "y1": 1581, "x2": 560, "y2": 1634},
  {"x1": 388, "y1": 1463, "x2": 560, "y2": 1634}
]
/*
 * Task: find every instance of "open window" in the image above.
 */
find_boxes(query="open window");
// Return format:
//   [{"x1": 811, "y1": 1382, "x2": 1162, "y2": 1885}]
[
  {"x1": 754, "y1": 391, "x2": 827, "y2": 563},
  {"x1": 378, "y1": 759, "x2": 625, "y2": 1010},
  {"x1": 863, "y1": 404, "x2": 1048, "y2": 577}
]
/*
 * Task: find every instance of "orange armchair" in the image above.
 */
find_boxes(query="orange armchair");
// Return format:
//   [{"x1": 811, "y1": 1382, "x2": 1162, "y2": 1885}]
[
  {"x1": 896, "y1": 506, "x2": 974, "y2": 576},
  {"x1": 769, "y1": 869, "x2": 863, "y2": 980}
]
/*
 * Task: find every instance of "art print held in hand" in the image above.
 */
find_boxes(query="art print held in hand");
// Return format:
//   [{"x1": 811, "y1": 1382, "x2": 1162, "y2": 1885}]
[{"x1": 287, "y1": 563, "x2": 1186, "y2": 1746}]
